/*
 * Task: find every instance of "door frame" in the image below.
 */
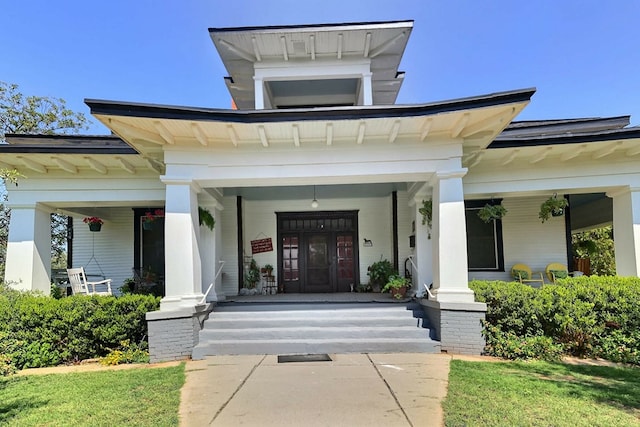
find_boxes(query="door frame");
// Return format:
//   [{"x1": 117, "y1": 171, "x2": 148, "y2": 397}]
[{"x1": 276, "y1": 210, "x2": 359, "y2": 293}]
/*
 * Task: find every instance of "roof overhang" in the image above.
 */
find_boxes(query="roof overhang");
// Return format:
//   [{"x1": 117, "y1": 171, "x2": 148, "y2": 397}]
[
  {"x1": 209, "y1": 20, "x2": 413, "y2": 108},
  {"x1": 85, "y1": 88, "x2": 535, "y2": 158}
]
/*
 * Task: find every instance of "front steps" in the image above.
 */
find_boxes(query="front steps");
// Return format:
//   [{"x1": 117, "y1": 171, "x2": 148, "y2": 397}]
[{"x1": 192, "y1": 302, "x2": 440, "y2": 358}]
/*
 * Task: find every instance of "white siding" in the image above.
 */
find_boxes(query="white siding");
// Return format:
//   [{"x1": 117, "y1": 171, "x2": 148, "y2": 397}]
[
  {"x1": 396, "y1": 190, "x2": 413, "y2": 279},
  {"x1": 71, "y1": 209, "x2": 134, "y2": 294},
  {"x1": 468, "y1": 196, "x2": 567, "y2": 282}
]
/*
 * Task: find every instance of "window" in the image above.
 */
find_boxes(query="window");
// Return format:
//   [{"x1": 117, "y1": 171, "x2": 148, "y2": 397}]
[{"x1": 465, "y1": 200, "x2": 504, "y2": 271}]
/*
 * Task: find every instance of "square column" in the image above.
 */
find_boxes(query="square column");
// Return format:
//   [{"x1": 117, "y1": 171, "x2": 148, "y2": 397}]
[
  {"x1": 161, "y1": 180, "x2": 204, "y2": 310},
  {"x1": 430, "y1": 170, "x2": 475, "y2": 303},
  {"x1": 609, "y1": 187, "x2": 640, "y2": 276},
  {"x1": 5, "y1": 204, "x2": 52, "y2": 293}
]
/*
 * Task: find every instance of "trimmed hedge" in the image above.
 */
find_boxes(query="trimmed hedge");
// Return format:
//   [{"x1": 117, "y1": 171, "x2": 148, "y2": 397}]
[
  {"x1": 0, "y1": 284, "x2": 159, "y2": 371},
  {"x1": 470, "y1": 277, "x2": 640, "y2": 364}
]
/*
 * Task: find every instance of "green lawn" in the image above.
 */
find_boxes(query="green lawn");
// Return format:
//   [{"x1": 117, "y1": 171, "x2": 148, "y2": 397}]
[
  {"x1": 0, "y1": 365, "x2": 185, "y2": 427},
  {"x1": 443, "y1": 360, "x2": 640, "y2": 426}
]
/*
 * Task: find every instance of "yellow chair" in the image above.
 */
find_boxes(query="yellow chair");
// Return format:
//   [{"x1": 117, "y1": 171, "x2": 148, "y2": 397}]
[
  {"x1": 545, "y1": 263, "x2": 569, "y2": 283},
  {"x1": 511, "y1": 263, "x2": 544, "y2": 286}
]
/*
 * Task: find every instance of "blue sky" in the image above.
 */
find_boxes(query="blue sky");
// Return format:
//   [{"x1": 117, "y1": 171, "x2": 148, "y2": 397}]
[{"x1": 2, "y1": 1, "x2": 639, "y2": 133}]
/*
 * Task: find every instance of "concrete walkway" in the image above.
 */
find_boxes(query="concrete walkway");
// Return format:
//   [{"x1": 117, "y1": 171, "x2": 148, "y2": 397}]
[{"x1": 179, "y1": 353, "x2": 451, "y2": 427}]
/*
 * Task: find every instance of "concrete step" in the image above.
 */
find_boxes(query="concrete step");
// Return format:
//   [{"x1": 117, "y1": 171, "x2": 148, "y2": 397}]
[
  {"x1": 192, "y1": 338, "x2": 440, "y2": 358},
  {"x1": 192, "y1": 301, "x2": 440, "y2": 358}
]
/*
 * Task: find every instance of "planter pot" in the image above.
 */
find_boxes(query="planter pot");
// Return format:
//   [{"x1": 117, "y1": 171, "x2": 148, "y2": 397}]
[
  {"x1": 88, "y1": 223, "x2": 102, "y2": 232},
  {"x1": 143, "y1": 221, "x2": 153, "y2": 230},
  {"x1": 391, "y1": 286, "x2": 407, "y2": 299},
  {"x1": 551, "y1": 208, "x2": 564, "y2": 217}
]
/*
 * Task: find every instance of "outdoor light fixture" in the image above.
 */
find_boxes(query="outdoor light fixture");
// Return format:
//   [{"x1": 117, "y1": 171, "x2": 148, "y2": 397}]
[{"x1": 311, "y1": 185, "x2": 319, "y2": 208}]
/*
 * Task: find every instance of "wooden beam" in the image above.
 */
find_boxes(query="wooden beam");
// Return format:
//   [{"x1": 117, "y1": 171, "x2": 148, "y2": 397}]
[
  {"x1": 451, "y1": 113, "x2": 470, "y2": 138},
  {"x1": 459, "y1": 110, "x2": 508, "y2": 138},
  {"x1": 257, "y1": 125, "x2": 269, "y2": 147},
  {"x1": 191, "y1": 123, "x2": 209, "y2": 146},
  {"x1": 226, "y1": 124, "x2": 239, "y2": 147},
  {"x1": 51, "y1": 157, "x2": 78, "y2": 174},
  {"x1": 626, "y1": 145, "x2": 640, "y2": 156},
  {"x1": 219, "y1": 39, "x2": 255, "y2": 62},
  {"x1": 529, "y1": 147, "x2": 553, "y2": 164},
  {"x1": 111, "y1": 119, "x2": 165, "y2": 145},
  {"x1": 388, "y1": 120, "x2": 401, "y2": 143},
  {"x1": 369, "y1": 31, "x2": 406, "y2": 58},
  {"x1": 420, "y1": 118, "x2": 433, "y2": 141},
  {"x1": 500, "y1": 149, "x2": 520, "y2": 166},
  {"x1": 326, "y1": 123, "x2": 333, "y2": 146},
  {"x1": 337, "y1": 34, "x2": 343, "y2": 59},
  {"x1": 356, "y1": 121, "x2": 366, "y2": 144},
  {"x1": 309, "y1": 35, "x2": 316, "y2": 60},
  {"x1": 144, "y1": 157, "x2": 163, "y2": 174},
  {"x1": 592, "y1": 141, "x2": 623, "y2": 159},
  {"x1": 115, "y1": 156, "x2": 135, "y2": 174},
  {"x1": 280, "y1": 36, "x2": 288, "y2": 61},
  {"x1": 18, "y1": 156, "x2": 46, "y2": 174},
  {"x1": 251, "y1": 37, "x2": 262, "y2": 62},
  {"x1": 0, "y1": 160, "x2": 15, "y2": 170},
  {"x1": 153, "y1": 121, "x2": 175, "y2": 145},
  {"x1": 363, "y1": 32, "x2": 372, "y2": 57},
  {"x1": 85, "y1": 157, "x2": 107, "y2": 174},
  {"x1": 560, "y1": 144, "x2": 587, "y2": 161},
  {"x1": 469, "y1": 152, "x2": 484, "y2": 168},
  {"x1": 292, "y1": 124, "x2": 300, "y2": 147}
]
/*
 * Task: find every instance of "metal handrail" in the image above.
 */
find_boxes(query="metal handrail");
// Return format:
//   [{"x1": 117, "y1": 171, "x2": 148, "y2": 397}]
[
  {"x1": 200, "y1": 260, "x2": 225, "y2": 305},
  {"x1": 407, "y1": 255, "x2": 434, "y2": 299}
]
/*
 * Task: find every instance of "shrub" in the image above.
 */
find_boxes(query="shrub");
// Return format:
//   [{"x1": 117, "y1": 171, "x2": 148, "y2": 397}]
[
  {"x1": 100, "y1": 339, "x2": 150, "y2": 365},
  {"x1": 0, "y1": 288, "x2": 159, "y2": 370},
  {"x1": 470, "y1": 277, "x2": 640, "y2": 364}
]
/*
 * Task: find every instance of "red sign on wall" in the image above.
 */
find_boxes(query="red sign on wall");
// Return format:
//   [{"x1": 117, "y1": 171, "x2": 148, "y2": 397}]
[{"x1": 251, "y1": 238, "x2": 273, "y2": 254}]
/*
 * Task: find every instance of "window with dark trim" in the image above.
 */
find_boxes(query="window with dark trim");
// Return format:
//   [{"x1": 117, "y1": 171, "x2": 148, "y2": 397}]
[{"x1": 465, "y1": 200, "x2": 505, "y2": 271}]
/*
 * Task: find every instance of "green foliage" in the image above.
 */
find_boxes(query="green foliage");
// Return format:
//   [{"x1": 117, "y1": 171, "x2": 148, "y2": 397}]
[
  {"x1": 382, "y1": 275, "x2": 411, "y2": 299},
  {"x1": 100, "y1": 339, "x2": 150, "y2": 365},
  {"x1": 538, "y1": 194, "x2": 569, "y2": 222},
  {"x1": 244, "y1": 258, "x2": 260, "y2": 288},
  {"x1": 198, "y1": 206, "x2": 215, "y2": 231},
  {"x1": 418, "y1": 199, "x2": 432, "y2": 238},
  {"x1": 470, "y1": 277, "x2": 640, "y2": 364},
  {"x1": 0, "y1": 287, "x2": 159, "y2": 370},
  {"x1": 367, "y1": 259, "x2": 397, "y2": 291},
  {"x1": 572, "y1": 226, "x2": 615, "y2": 276},
  {"x1": 477, "y1": 203, "x2": 507, "y2": 223}
]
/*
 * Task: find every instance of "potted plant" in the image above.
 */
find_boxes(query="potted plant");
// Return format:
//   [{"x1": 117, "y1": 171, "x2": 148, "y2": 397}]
[
  {"x1": 244, "y1": 259, "x2": 260, "y2": 290},
  {"x1": 264, "y1": 264, "x2": 273, "y2": 276},
  {"x1": 539, "y1": 194, "x2": 568, "y2": 223},
  {"x1": 367, "y1": 259, "x2": 396, "y2": 292},
  {"x1": 419, "y1": 198, "x2": 432, "y2": 238},
  {"x1": 143, "y1": 209, "x2": 164, "y2": 230},
  {"x1": 382, "y1": 275, "x2": 411, "y2": 300},
  {"x1": 477, "y1": 203, "x2": 507, "y2": 223},
  {"x1": 198, "y1": 206, "x2": 215, "y2": 231},
  {"x1": 83, "y1": 216, "x2": 104, "y2": 232}
]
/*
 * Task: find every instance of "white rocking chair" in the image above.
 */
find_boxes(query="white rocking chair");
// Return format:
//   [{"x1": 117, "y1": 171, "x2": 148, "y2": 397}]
[{"x1": 67, "y1": 267, "x2": 113, "y2": 296}]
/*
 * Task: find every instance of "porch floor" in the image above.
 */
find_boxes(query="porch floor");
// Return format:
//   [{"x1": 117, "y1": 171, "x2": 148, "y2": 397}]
[{"x1": 222, "y1": 292, "x2": 408, "y2": 304}]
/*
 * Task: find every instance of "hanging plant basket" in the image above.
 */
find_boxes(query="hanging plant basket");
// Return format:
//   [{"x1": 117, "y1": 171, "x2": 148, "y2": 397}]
[
  {"x1": 83, "y1": 217, "x2": 104, "y2": 232},
  {"x1": 88, "y1": 222, "x2": 102, "y2": 232},
  {"x1": 539, "y1": 194, "x2": 569, "y2": 223},
  {"x1": 143, "y1": 221, "x2": 153, "y2": 231},
  {"x1": 198, "y1": 206, "x2": 215, "y2": 231},
  {"x1": 477, "y1": 203, "x2": 507, "y2": 223},
  {"x1": 419, "y1": 198, "x2": 433, "y2": 239}
]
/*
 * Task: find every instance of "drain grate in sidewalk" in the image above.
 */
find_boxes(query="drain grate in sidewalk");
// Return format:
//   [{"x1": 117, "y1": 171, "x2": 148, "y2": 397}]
[{"x1": 278, "y1": 354, "x2": 332, "y2": 363}]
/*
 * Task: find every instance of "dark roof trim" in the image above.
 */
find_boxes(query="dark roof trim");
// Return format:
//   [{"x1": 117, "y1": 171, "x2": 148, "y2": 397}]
[
  {"x1": 208, "y1": 20, "x2": 414, "y2": 34},
  {"x1": 490, "y1": 127, "x2": 640, "y2": 149},
  {"x1": 0, "y1": 146, "x2": 137, "y2": 154},
  {"x1": 86, "y1": 88, "x2": 536, "y2": 124},
  {"x1": 508, "y1": 116, "x2": 630, "y2": 128},
  {"x1": 1, "y1": 134, "x2": 137, "y2": 154}
]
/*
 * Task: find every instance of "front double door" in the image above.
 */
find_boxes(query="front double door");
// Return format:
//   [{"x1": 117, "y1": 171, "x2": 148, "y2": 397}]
[{"x1": 279, "y1": 211, "x2": 358, "y2": 293}]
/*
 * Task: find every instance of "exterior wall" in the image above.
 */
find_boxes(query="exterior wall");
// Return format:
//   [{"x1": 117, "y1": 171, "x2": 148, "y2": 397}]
[
  {"x1": 221, "y1": 196, "x2": 239, "y2": 296},
  {"x1": 468, "y1": 196, "x2": 567, "y2": 283},
  {"x1": 71, "y1": 209, "x2": 134, "y2": 294},
  {"x1": 237, "y1": 195, "x2": 394, "y2": 289},
  {"x1": 396, "y1": 190, "x2": 414, "y2": 280},
  {"x1": 421, "y1": 299, "x2": 487, "y2": 355}
]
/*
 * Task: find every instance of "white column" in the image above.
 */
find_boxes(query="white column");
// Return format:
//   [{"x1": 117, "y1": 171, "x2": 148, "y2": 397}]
[
  {"x1": 254, "y1": 76, "x2": 265, "y2": 109},
  {"x1": 199, "y1": 200, "x2": 225, "y2": 302},
  {"x1": 430, "y1": 170, "x2": 475, "y2": 303},
  {"x1": 362, "y1": 72, "x2": 373, "y2": 106},
  {"x1": 413, "y1": 196, "x2": 433, "y2": 292},
  {"x1": 161, "y1": 180, "x2": 203, "y2": 310},
  {"x1": 5, "y1": 203, "x2": 52, "y2": 293},
  {"x1": 609, "y1": 187, "x2": 640, "y2": 276}
]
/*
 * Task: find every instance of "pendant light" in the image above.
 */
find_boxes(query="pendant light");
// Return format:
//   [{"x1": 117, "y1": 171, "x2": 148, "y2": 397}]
[{"x1": 311, "y1": 185, "x2": 319, "y2": 208}]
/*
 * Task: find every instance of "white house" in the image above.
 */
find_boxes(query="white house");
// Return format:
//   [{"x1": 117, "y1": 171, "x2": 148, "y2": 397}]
[{"x1": 3, "y1": 20, "x2": 640, "y2": 360}]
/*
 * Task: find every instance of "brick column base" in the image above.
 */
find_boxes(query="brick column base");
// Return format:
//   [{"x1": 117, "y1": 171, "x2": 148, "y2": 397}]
[
  {"x1": 146, "y1": 304, "x2": 213, "y2": 363},
  {"x1": 420, "y1": 299, "x2": 487, "y2": 355}
]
